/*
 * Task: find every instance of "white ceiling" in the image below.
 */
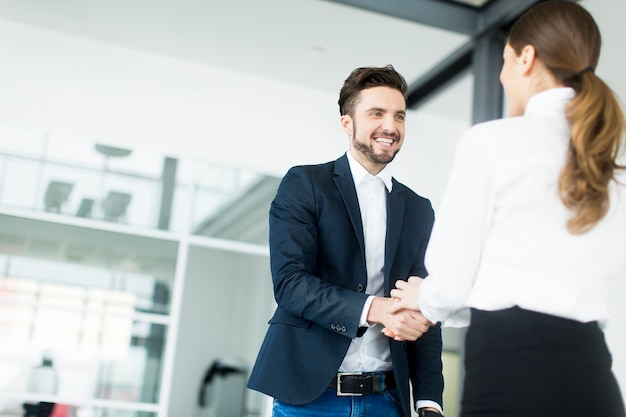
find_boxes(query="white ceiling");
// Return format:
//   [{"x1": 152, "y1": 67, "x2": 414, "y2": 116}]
[
  {"x1": 0, "y1": 0, "x2": 623, "y2": 125},
  {"x1": 0, "y1": 0, "x2": 470, "y2": 105}
]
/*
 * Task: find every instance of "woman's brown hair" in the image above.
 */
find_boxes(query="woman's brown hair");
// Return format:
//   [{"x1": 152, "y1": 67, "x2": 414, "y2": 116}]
[{"x1": 508, "y1": 0, "x2": 626, "y2": 234}]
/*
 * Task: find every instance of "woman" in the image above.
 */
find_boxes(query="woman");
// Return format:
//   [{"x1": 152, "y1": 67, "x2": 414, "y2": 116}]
[{"x1": 388, "y1": 1, "x2": 626, "y2": 416}]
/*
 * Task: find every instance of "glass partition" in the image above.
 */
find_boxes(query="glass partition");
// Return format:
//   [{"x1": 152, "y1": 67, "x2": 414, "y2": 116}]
[
  {"x1": 0, "y1": 121, "x2": 277, "y2": 416},
  {"x1": 0, "y1": 125, "x2": 172, "y2": 230},
  {"x1": 0, "y1": 213, "x2": 178, "y2": 415},
  {"x1": 0, "y1": 123, "x2": 280, "y2": 244},
  {"x1": 189, "y1": 161, "x2": 280, "y2": 245}
]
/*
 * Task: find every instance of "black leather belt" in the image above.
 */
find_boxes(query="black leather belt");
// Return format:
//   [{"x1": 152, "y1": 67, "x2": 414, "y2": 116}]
[{"x1": 328, "y1": 371, "x2": 395, "y2": 396}]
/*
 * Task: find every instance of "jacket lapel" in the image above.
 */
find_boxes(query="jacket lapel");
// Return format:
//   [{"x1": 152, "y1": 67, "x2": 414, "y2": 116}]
[
  {"x1": 384, "y1": 179, "x2": 404, "y2": 293},
  {"x1": 333, "y1": 154, "x2": 365, "y2": 256}
]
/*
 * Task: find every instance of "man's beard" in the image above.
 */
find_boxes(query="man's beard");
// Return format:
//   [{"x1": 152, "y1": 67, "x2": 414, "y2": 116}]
[{"x1": 351, "y1": 128, "x2": 400, "y2": 165}]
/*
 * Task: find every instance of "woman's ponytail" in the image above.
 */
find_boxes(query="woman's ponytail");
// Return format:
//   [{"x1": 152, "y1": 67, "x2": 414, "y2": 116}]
[{"x1": 559, "y1": 71, "x2": 625, "y2": 234}]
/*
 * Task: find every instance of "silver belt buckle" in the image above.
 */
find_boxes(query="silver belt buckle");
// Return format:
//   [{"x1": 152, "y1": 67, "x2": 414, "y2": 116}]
[{"x1": 336, "y1": 372, "x2": 363, "y2": 396}]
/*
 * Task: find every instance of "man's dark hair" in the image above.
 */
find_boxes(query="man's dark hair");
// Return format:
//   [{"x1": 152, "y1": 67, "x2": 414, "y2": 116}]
[{"x1": 338, "y1": 65, "x2": 408, "y2": 116}]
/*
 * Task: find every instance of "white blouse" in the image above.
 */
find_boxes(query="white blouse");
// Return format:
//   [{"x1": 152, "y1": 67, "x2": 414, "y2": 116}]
[{"x1": 419, "y1": 87, "x2": 626, "y2": 327}]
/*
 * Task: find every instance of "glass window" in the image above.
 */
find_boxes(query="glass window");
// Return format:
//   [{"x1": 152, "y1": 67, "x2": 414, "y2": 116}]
[
  {"x1": 0, "y1": 122, "x2": 281, "y2": 242},
  {"x1": 0, "y1": 121, "x2": 276, "y2": 417},
  {"x1": 0, "y1": 127, "x2": 182, "y2": 231},
  {"x1": 0, "y1": 214, "x2": 177, "y2": 412},
  {"x1": 190, "y1": 161, "x2": 280, "y2": 245}
]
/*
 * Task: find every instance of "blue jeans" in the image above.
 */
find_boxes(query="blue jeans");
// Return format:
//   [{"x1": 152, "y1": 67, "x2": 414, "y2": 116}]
[{"x1": 272, "y1": 387, "x2": 403, "y2": 417}]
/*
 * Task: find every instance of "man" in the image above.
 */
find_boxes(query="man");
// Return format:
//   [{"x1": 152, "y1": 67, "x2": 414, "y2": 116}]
[{"x1": 247, "y1": 65, "x2": 444, "y2": 417}]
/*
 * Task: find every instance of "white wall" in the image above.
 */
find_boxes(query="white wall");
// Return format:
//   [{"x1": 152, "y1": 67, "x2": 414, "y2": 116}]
[{"x1": 1, "y1": 0, "x2": 625, "y2": 410}]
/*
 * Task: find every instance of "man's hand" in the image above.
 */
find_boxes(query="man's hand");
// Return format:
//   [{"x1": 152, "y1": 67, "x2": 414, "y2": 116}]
[{"x1": 368, "y1": 297, "x2": 433, "y2": 341}]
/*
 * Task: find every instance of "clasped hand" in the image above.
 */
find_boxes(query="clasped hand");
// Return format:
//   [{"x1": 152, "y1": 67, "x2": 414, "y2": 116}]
[{"x1": 381, "y1": 276, "x2": 431, "y2": 341}]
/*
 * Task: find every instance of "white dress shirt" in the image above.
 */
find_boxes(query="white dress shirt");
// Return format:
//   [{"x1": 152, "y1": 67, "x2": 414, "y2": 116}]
[
  {"x1": 420, "y1": 87, "x2": 626, "y2": 327},
  {"x1": 340, "y1": 151, "x2": 393, "y2": 373}
]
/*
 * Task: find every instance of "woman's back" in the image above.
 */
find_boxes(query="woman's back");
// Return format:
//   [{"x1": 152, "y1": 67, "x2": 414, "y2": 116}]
[{"x1": 466, "y1": 88, "x2": 626, "y2": 322}]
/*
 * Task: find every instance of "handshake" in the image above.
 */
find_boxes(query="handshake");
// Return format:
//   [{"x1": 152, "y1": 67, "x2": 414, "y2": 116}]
[{"x1": 370, "y1": 276, "x2": 434, "y2": 342}]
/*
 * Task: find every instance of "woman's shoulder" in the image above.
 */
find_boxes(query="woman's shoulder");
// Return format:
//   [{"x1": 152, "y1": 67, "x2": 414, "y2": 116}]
[
  {"x1": 461, "y1": 115, "x2": 567, "y2": 149},
  {"x1": 463, "y1": 116, "x2": 526, "y2": 139},
  {"x1": 454, "y1": 117, "x2": 521, "y2": 154}
]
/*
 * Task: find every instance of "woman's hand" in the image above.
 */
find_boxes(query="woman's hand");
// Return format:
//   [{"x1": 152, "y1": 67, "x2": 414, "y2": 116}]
[{"x1": 388, "y1": 276, "x2": 424, "y2": 313}]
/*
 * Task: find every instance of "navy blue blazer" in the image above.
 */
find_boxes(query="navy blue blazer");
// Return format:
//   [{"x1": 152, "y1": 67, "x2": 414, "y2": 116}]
[{"x1": 247, "y1": 154, "x2": 443, "y2": 417}]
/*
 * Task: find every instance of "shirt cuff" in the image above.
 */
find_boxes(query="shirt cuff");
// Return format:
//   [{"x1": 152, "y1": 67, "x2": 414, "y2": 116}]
[
  {"x1": 416, "y1": 400, "x2": 443, "y2": 414},
  {"x1": 359, "y1": 295, "x2": 376, "y2": 327}
]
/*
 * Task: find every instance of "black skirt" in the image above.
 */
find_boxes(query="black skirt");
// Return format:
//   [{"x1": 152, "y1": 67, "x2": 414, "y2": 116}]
[{"x1": 461, "y1": 307, "x2": 626, "y2": 417}]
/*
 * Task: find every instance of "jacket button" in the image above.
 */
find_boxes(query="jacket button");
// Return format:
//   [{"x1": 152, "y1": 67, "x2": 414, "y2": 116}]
[
  {"x1": 357, "y1": 284, "x2": 365, "y2": 292},
  {"x1": 341, "y1": 326, "x2": 347, "y2": 332},
  {"x1": 331, "y1": 324, "x2": 336, "y2": 330}
]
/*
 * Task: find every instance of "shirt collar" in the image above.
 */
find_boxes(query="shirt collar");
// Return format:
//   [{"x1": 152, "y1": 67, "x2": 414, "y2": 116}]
[
  {"x1": 524, "y1": 87, "x2": 575, "y2": 118},
  {"x1": 346, "y1": 151, "x2": 393, "y2": 192}
]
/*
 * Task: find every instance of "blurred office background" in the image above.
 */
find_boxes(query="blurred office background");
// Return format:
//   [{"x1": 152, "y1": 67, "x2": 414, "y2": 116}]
[{"x1": 0, "y1": 1, "x2": 624, "y2": 416}]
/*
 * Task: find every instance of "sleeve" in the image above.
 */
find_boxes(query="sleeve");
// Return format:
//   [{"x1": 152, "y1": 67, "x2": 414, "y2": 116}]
[
  {"x1": 269, "y1": 166, "x2": 368, "y2": 338},
  {"x1": 419, "y1": 126, "x2": 496, "y2": 326},
  {"x1": 409, "y1": 322, "x2": 444, "y2": 409},
  {"x1": 406, "y1": 197, "x2": 444, "y2": 408}
]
